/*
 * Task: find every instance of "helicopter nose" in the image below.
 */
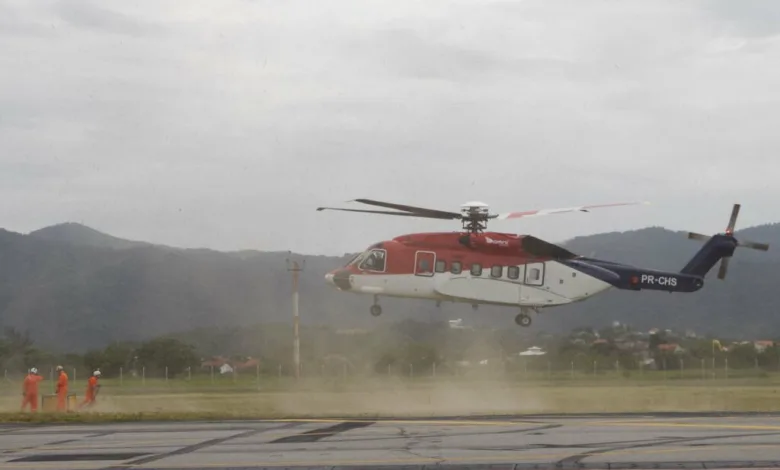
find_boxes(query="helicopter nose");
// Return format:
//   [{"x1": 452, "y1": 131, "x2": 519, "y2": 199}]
[{"x1": 326, "y1": 269, "x2": 352, "y2": 290}]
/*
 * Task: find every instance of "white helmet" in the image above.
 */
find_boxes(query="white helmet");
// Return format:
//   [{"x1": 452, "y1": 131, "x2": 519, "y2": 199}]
[
  {"x1": 29, "y1": 367, "x2": 37, "y2": 374},
  {"x1": 55, "y1": 365, "x2": 63, "y2": 372},
  {"x1": 93, "y1": 370, "x2": 101, "y2": 376}
]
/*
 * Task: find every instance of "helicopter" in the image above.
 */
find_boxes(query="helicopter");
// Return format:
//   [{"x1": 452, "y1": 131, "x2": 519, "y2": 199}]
[{"x1": 317, "y1": 199, "x2": 769, "y2": 327}]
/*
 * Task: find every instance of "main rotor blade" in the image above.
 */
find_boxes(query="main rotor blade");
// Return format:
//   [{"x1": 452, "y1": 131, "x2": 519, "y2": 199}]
[
  {"x1": 726, "y1": 203, "x2": 740, "y2": 234},
  {"x1": 316, "y1": 207, "x2": 455, "y2": 219},
  {"x1": 493, "y1": 201, "x2": 649, "y2": 220},
  {"x1": 738, "y1": 239, "x2": 770, "y2": 251},
  {"x1": 350, "y1": 198, "x2": 460, "y2": 219}
]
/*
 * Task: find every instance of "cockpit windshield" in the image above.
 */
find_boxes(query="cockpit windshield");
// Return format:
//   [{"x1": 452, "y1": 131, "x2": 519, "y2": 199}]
[
  {"x1": 345, "y1": 252, "x2": 365, "y2": 267},
  {"x1": 356, "y1": 248, "x2": 386, "y2": 272}
]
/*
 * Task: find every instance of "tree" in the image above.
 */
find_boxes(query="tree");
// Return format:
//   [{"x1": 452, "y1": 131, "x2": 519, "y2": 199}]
[
  {"x1": 649, "y1": 331, "x2": 666, "y2": 350},
  {"x1": 135, "y1": 338, "x2": 199, "y2": 377},
  {"x1": 4, "y1": 327, "x2": 34, "y2": 355},
  {"x1": 84, "y1": 342, "x2": 136, "y2": 377},
  {"x1": 1, "y1": 327, "x2": 38, "y2": 373},
  {"x1": 83, "y1": 349, "x2": 104, "y2": 374},
  {"x1": 400, "y1": 342, "x2": 440, "y2": 374},
  {"x1": 727, "y1": 343, "x2": 758, "y2": 369},
  {"x1": 0, "y1": 339, "x2": 9, "y2": 364}
]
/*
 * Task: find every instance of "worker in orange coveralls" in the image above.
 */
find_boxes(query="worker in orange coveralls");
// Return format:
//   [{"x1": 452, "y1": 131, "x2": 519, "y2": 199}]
[
  {"x1": 55, "y1": 365, "x2": 68, "y2": 411},
  {"x1": 78, "y1": 370, "x2": 101, "y2": 409},
  {"x1": 21, "y1": 367, "x2": 42, "y2": 412}
]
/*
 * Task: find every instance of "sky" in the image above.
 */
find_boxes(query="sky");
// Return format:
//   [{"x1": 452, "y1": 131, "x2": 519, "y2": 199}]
[{"x1": 2, "y1": 0, "x2": 780, "y2": 256}]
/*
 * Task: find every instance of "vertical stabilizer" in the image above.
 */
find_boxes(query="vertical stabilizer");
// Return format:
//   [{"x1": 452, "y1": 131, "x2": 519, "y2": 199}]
[
  {"x1": 681, "y1": 204, "x2": 769, "y2": 279},
  {"x1": 680, "y1": 235, "x2": 737, "y2": 277}
]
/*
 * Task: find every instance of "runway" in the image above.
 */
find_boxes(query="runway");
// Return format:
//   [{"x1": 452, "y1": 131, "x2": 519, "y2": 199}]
[{"x1": 2, "y1": 413, "x2": 780, "y2": 469}]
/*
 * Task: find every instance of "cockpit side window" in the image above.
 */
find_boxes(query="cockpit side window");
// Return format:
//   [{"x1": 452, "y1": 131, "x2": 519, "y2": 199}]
[{"x1": 358, "y1": 249, "x2": 387, "y2": 272}]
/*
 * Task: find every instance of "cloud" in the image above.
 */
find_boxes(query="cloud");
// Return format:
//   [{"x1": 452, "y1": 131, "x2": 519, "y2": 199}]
[
  {"x1": 703, "y1": 0, "x2": 780, "y2": 38},
  {"x1": 0, "y1": 0, "x2": 779, "y2": 255},
  {"x1": 52, "y1": 0, "x2": 163, "y2": 37}
]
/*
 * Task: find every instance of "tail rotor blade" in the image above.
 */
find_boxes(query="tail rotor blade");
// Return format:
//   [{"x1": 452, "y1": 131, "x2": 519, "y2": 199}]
[
  {"x1": 738, "y1": 240, "x2": 770, "y2": 251},
  {"x1": 717, "y1": 256, "x2": 730, "y2": 280},
  {"x1": 688, "y1": 232, "x2": 710, "y2": 242},
  {"x1": 726, "y1": 204, "x2": 741, "y2": 234}
]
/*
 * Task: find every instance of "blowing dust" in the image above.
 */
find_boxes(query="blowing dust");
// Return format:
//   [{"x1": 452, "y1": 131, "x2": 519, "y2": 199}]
[
  {"x1": 46, "y1": 378, "x2": 547, "y2": 417},
  {"x1": 3, "y1": 379, "x2": 777, "y2": 416},
  {"x1": 59, "y1": 382, "x2": 780, "y2": 417}
]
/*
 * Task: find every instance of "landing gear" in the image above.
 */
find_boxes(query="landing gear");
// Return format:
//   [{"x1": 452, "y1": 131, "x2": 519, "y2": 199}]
[
  {"x1": 515, "y1": 307, "x2": 536, "y2": 327},
  {"x1": 515, "y1": 313, "x2": 532, "y2": 327},
  {"x1": 370, "y1": 295, "x2": 382, "y2": 317}
]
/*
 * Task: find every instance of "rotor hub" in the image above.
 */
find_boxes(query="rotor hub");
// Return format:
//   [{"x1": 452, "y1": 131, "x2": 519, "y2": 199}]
[{"x1": 460, "y1": 201, "x2": 490, "y2": 234}]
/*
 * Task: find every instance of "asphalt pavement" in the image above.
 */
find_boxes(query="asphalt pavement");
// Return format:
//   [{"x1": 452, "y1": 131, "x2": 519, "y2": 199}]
[{"x1": 2, "y1": 413, "x2": 780, "y2": 469}]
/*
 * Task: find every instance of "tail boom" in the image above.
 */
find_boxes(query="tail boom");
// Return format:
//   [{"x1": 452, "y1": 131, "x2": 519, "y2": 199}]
[{"x1": 563, "y1": 259, "x2": 704, "y2": 293}]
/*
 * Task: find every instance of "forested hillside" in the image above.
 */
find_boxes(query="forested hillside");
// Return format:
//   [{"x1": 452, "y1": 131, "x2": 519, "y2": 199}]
[{"x1": 0, "y1": 221, "x2": 778, "y2": 352}]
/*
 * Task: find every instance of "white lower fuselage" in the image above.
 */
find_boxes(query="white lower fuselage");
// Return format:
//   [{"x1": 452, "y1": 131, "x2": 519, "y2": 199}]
[{"x1": 337, "y1": 260, "x2": 613, "y2": 308}]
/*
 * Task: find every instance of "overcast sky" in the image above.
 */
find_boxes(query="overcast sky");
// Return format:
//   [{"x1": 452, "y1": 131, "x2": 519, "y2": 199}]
[{"x1": 2, "y1": 0, "x2": 780, "y2": 256}]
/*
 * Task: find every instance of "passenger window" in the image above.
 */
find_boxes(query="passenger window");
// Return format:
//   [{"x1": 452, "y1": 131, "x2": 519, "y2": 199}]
[
  {"x1": 419, "y1": 259, "x2": 431, "y2": 272},
  {"x1": 451, "y1": 261, "x2": 462, "y2": 274},
  {"x1": 507, "y1": 266, "x2": 519, "y2": 280},
  {"x1": 470, "y1": 263, "x2": 482, "y2": 276},
  {"x1": 358, "y1": 249, "x2": 386, "y2": 271},
  {"x1": 490, "y1": 265, "x2": 502, "y2": 278},
  {"x1": 435, "y1": 260, "x2": 447, "y2": 273},
  {"x1": 528, "y1": 268, "x2": 540, "y2": 281}
]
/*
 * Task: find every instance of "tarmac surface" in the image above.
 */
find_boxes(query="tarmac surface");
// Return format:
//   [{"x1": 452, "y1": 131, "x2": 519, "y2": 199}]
[{"x1": 3, "y1": 413, "x2": 780, "y2": 469}]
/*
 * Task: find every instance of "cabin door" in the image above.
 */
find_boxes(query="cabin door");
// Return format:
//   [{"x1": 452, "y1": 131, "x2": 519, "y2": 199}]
[
  {"x1": 414, "y1": 251, "x2": 436, "y2": 277},
  {"x1": 518, "y1": 262, "x2": 546, "y2": 305},
  {"x1": 524, "y1": 262, "x2": 545, "y2": 286}
]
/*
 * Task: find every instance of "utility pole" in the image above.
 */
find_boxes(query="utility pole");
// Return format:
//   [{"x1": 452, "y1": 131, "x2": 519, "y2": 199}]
[{"x1": 286, "y1": 254, "x2": 305, "y2": 379}]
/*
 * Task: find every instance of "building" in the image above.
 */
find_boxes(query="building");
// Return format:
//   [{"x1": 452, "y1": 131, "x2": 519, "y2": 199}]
[{"x1": 519, "y1": 346, "x2": 546, "y2": 356}]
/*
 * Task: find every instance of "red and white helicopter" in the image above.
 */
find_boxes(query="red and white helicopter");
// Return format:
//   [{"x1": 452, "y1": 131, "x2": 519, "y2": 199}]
[{"x1": 318, "y1": 199, "x2": 768, "y2": 327}]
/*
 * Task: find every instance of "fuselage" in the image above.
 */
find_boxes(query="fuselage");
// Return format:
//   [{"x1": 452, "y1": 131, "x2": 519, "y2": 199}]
[{"x1": 324, "y1": 231, "x2": 613, "y2": 308}]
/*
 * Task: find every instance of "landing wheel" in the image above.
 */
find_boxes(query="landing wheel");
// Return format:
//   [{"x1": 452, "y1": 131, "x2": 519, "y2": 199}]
[
  {"x1": 370, "y1": 304, "x2": 382, "y2": 317},
  {"x1": 515, "y1": 313, "x2": 532, "y2": 327}
]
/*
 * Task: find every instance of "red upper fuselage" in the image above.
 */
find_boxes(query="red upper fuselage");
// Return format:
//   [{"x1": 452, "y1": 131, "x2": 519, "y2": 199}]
[{"x1": 333, "y1": 231, "x2": 553, "y2": 277}]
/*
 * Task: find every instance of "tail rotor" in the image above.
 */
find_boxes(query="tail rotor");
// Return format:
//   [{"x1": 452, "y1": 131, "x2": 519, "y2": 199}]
[{"x1": 686, "y1": 203, "x2": 769, "y2": 280}]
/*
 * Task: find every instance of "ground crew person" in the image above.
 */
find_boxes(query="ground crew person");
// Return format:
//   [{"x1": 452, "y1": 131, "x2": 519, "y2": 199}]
[
  {"x1": 55, "y1": 365, "x2": 68, "y2": 412},
  {"x1": 78, "y1": 370, "x2": 101, "y2": 409},
  {"x1": 21, "y1": 368, "x2": 42, "y2": 412}
]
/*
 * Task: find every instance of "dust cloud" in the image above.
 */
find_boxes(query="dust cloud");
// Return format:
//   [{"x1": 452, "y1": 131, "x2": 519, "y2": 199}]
[
  {"x1": 68, "y1": 381, "x2": 780, "y2": 417},
  {"x1": 0, "y1": 377, "x2": 548, "y2": 417}
]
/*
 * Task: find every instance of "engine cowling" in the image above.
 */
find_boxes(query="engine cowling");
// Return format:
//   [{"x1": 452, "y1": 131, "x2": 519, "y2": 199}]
[{"x1": 467, "y1": 234, "x2": 524, "y2": 250}]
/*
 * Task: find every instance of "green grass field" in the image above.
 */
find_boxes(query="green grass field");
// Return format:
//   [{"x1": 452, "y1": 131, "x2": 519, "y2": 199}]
[{"x1": 2, "y1": 369, "x2": 780, "y2": 423}]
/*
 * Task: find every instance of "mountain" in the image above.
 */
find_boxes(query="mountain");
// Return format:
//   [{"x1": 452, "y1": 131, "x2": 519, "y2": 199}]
[
  {"x1": 0, "y1": 221, "x2": 779, "y2": 352},
  {"x1": 29, "y1": 223, "x2": 152, "y2": 250}
]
